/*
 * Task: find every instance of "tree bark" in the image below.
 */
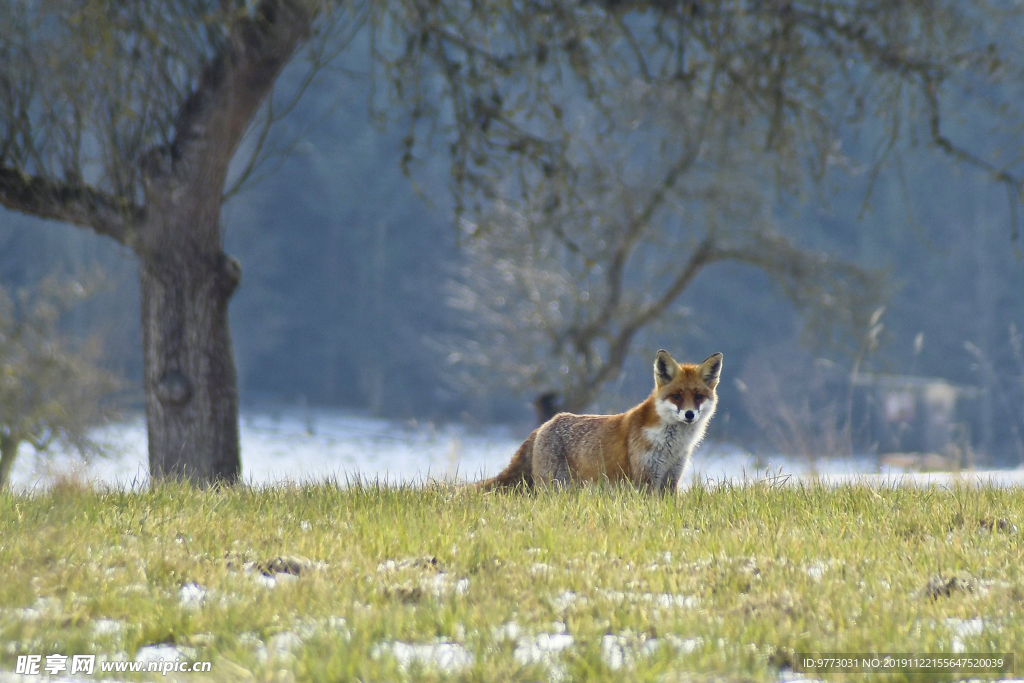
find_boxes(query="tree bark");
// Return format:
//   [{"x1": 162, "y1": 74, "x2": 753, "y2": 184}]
[
  {"x1": 133, "y1": 0, "x2": 313, "y2": 483},
  {"x1": 139, "y1": 237, "x2": 242, "y2": 483},
  {"x1": 1, "y1": 1, "x2": 314, "y2": 485},
  {"x1": 137, "y1": 68, "x2": 244, "y2": 483},
  {"x1": 0, "y1": 434, "x2": 17, "y2": 489}
]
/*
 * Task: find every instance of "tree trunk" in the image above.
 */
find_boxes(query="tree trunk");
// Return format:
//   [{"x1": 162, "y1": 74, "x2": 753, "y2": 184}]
[
  {"x1": 139, "y1": 248, "x2": 241, "y2": 483},
  {"x1": 561, "y1": 387, "x2": 596, "y2": 416},
  {"x1": 0, "y1": 434, "x2": 18, "y2": 489},
  {"x1": 139, "y1": 171, "x2": 242, "y2": 483},
  {"x1": 131, "y1": 1, "x2": 312, "y2": 483},
  {"x1": 0, "y1": 0, "x2": 313, "y2": 485},
  {"x1": 533, "y1": 391, "x2": 561, "y2": 424}
]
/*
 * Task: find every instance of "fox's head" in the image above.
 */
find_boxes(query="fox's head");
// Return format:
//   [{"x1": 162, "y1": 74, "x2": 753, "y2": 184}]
[{"x1": 652, "y1": 350, "x2": 723, "y2": 426}]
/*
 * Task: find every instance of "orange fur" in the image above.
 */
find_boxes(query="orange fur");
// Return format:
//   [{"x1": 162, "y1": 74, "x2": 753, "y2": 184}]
[{"x1": 481, "y1": 351, "x2": 722, "y2": 492}]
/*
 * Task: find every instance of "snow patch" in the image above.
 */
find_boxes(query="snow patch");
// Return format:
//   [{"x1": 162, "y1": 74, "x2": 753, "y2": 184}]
[
  {"x1": 944, "y1": 617, "x2": 986, "y2": 653},
  {"x1": 91, "y1": 619, "x2": 125, "y2": 636},
  {"x1": 549, "y1": 590, "x2": 584, "y2": 611},
  {"x1": 514, "y1": 632, "x2": 575, "y2": 666},
  {"x1": 492, "y1": 621, "x2": 521, "y2": 642},
  {"x1": 178, "y1": 583, "x2": 207, "y2": 609},
  {"x1": 135, "y1": 644, "x2": 194, "y2": 664},
  {"x1": 372, "y1": 640, "x2": 473, "y2": 673},
  {"x1": 600, "y1": 633, "x2": 660, "y2": 671},
  {"x1": 599, "y1": 588, "x2": 699, "y2": 609},
  {"x1": 805, "y1": 561, "x2": 829, "y2": 582},
  {"x1": 12, "y1": 409, "x2": 1024, "y2": 489}
]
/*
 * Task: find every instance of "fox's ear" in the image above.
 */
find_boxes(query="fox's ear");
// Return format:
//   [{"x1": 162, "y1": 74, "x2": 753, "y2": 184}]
[
  {"x1": 700, "y1": 352, "x2": 723, "y2": 389},
  {"x1": 654, "y1": 349, "x2": 680, "y2": 388}
]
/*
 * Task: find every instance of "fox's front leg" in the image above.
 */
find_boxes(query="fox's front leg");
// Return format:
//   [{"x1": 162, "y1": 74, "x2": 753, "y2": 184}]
[{"x1": 656, "y1": 457, "x2": 688, "y2": 493}]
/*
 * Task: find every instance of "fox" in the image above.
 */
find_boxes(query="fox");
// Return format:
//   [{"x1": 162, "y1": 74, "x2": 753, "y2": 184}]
[{"x1": 480, "y1": 350, "x2": 722, "y2": 492}]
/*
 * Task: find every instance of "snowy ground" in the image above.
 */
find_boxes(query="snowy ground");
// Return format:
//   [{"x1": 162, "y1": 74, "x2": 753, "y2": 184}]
[{"x1": 8, "y1": 408, "x2": 1024, "y2": 490}]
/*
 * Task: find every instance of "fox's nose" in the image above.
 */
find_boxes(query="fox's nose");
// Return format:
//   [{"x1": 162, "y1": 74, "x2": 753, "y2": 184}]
[{"x1": 684, "y1": 410, "x2": 695, "y2": 421}]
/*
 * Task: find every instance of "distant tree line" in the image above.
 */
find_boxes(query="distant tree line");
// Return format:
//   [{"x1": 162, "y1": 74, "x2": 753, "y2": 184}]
[{"x1": 2, "y1": 0, "x2": 1024, "y2": 483}]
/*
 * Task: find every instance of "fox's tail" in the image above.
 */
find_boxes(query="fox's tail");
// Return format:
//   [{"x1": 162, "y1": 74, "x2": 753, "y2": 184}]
[{"x1": 478, "y1": 429, "x2": 537, "y2": 491}]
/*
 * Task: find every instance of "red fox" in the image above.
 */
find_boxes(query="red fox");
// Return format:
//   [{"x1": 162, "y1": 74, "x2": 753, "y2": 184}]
[{"x1": 480, "y1": 350, "x2": 722, "y2": 492}]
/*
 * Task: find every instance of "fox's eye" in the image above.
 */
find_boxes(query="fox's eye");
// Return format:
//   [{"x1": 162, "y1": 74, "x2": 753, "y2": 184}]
[
  {"x1": 693, "y1": 393, "x2": 704, "y2": 402},
  {"x1": 670, "y1": 393, "x2": 682, "y2": 402}
]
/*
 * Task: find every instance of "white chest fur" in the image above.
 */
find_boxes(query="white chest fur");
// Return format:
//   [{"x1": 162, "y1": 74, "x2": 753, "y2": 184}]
[{"x1": 639, "y1": 416, "x2": 709, "y2": 489}]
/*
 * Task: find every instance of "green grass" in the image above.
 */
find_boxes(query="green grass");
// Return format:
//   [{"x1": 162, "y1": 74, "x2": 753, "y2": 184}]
[{"x1": 1, "y1": 480, "x2": 1022, "y2": 681}]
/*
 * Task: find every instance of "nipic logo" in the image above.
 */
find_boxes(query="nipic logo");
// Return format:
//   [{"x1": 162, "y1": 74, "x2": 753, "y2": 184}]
[
  {"x1": 15, "y1": 655, "x2": 41, "y2": 675},
  {"x1": 15, "y1": 653, "x2": 208, "y2": 676},
  {"x1": 16, "y1": 655, "x2": 95, "y2": 675}
]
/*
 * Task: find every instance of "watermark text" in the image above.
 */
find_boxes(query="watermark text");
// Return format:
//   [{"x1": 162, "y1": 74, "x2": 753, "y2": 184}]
[
  {"x1": 16, "y1": 654, "x2": 212, "y2": 676},
  {"x1": 796, "y1": 652, "x2": 1013, "y2": 674}
]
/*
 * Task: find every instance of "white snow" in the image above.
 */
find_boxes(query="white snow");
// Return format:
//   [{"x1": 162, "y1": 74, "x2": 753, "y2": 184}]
[
  {"x1": 598, "y1": 589, "x2": 700, "y2": 609},
  {"x1": 944, "y1": 617, "x2": 987, "y2": 653},
  {"x1": 371, "y1": 640, "x2": 473, "y2": 672},
  {"x1": 601, "y1": 633, "x2": 661, "y2": 670},
  {"x1": 549, "y1": 590, "x2": 584, "y2": 612},
  {"x1": 513, "y1": 632, "x2": 575, "y2": 665},
  {"x1": 178, "y1": 583, "x2": 207, "y2": 609},
  {"x1": 134, "y1": 644, "x2": 194, "y2": 664},
  {"x1": 805, "y1": 562, "x2": 830, "y2": 582},
  {"x1": 7, "y1": 407, "x2": 1024, "y2": 490},
  {"x1": 91, "y1": 619, "x2": 125, "y2": 636}
]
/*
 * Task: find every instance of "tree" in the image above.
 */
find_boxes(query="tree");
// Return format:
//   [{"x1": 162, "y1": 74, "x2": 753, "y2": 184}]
[
  {"x1": 0, "y1": 275, "x2": 121, "y2": 488},
  {"x1": 446, "y1": 202, "x2": 883, "y2": 412},
  {"x1": 0, "y1": 1, "x2": 355, "y2": 482},
  {"x1": 4, "y1": 1, "x2": 1024, "y2": 484},
  {"x1": 383, "y1": 0, "x2": 1024, "y2": 411}
]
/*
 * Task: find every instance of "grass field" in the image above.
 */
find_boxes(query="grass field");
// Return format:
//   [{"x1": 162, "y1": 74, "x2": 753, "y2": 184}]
[{"x1": 1, "y1": 479, "x2": 1022, "y2": 682}]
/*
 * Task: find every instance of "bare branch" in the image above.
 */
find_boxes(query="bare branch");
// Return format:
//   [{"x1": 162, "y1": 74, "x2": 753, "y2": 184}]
[
  {"x1": 0, "y1": 165, "x2": 142, "y2": 245},
  {"x1": 145, "y1": 0, "x2": 317, "y2": 183},
  {"x1": 224, "y1": 3, "x2": 370, "y2": 200}
]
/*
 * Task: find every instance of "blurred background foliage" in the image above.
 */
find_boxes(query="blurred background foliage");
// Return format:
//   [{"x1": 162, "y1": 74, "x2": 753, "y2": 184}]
[
  {"x1": 0, "y1": 273, "x2": 122, "y2": 487},
  {"x1": 2, "y1": 0, "x2": 1023, "y2": 464}
]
